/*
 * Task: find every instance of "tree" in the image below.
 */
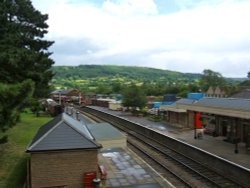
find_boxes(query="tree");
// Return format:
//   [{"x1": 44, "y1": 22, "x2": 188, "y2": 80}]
[
  {"x1": 122, "y1": 85, "x2": 147, "y2": 111},
  {"x1": 0, "y1": 0, "x2": 54, "y2": 139},
  {"x1": 247, "y1": 71, "x2": 250, "y2": 79},
  {"x1": 0, "y1": 0, "x2": 54, "y2": 98},
  {"x1": 0, "y1": 80, "x2": 34, "y2": 131},
  {"x1": 112, "y1": 82, "x2": 122, "y2": 93},
  {"x1": 200, "y1": 69, "x2": 227, "y2": 91}
]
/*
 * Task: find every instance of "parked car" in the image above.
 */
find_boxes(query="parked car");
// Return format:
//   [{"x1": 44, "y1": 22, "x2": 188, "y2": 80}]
[{"x1": 147, "y1": 108, "x2": 159, "y2": 115}]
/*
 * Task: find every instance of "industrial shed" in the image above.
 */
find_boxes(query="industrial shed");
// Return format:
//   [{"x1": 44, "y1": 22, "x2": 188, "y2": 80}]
[
  {"x1": 26, "y1": 113, "x2": 102, "y2": 188},
  {"x1": 87, "y1": 122, "x2": 127, "y2": 149}
]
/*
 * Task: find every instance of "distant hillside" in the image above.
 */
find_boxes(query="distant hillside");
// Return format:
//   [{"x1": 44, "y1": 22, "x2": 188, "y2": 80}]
[
  {"x1": 51, "y1": 65, "x2": 202, "y2": 92},
  {"x1": 53, "y1": 65, "x2": 201, "y2": 81}
]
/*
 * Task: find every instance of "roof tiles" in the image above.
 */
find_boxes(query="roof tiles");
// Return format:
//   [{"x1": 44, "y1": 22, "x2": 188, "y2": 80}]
[{"x1": 27, "y1": 113, "x2": 101, "y2": 152}]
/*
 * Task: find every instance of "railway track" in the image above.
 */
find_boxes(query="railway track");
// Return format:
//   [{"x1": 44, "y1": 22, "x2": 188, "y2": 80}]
[
  {"x1": 78, "y1": 107, "x2": 247, "y2": 187},
  {"x1": 128, "y1": 132, "x2": 240, "y2": 188},
  {"x1": 78, "y1": 109, "x2": 189, "y2": 187}
]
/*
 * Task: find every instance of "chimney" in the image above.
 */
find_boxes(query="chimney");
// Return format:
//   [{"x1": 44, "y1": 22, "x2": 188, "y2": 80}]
[{"x1": 76, "y1": 111, "x2": 80, "y2": 121}]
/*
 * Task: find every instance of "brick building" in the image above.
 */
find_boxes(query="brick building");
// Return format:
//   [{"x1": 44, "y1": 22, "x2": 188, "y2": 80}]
[{"x1": 26, "y1": 113, "x2": 102, "y2": 188}]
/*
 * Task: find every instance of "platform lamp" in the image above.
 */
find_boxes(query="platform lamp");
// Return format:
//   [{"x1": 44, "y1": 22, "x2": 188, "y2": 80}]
[
  {"x1": 194, "y1": 112, "x2": 197, "y2": 139},
  {"x1": 234, "y1": 131, "x2": 240, "y2": 154},
  {"x1": 235, "y1": 140, "x2": 239, "y2": 154}
]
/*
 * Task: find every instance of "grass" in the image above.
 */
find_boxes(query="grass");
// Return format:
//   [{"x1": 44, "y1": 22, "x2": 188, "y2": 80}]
[{"x1": 0, "y1": 111, "x2": 52, "y2": 188}]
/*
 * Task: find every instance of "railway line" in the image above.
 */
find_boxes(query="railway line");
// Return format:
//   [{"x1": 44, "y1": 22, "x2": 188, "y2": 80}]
[
  {"x1": 79, "y1": 108, "x2": 191, "y2": 187},
  {"x1": 78, "y1": 106, "x2": 249, "y2": 188}
]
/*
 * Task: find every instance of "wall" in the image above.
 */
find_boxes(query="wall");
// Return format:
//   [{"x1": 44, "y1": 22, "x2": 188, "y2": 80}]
[
  {"x1": 168, "y1": 112, "x2": 188, "y2": 128},
  {"x1": 100, "y1": 139, "x2": 127, "y2": 150},
  {"x1": 30, "y1": 150, "x2": 98, "y2": 188},
  {"x1": 187, "y1": 111, "x2": 195, "y2": 128}
]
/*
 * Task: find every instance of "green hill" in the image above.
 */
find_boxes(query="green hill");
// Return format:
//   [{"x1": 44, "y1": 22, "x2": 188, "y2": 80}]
[{"x1": 51, "y1": 65, "x2": 202, "y2": 94}]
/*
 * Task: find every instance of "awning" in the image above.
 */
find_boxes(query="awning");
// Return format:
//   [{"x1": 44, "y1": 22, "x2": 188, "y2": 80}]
[{"x1": 160, "y1": 106, "x2": 187, "y2": 113}]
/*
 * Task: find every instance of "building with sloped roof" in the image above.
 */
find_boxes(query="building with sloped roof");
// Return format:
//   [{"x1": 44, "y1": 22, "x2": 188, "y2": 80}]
[
  {"x1": 160, "y1": 97, "x2": 201, "y2": 128},
  {"x1": 27, "y1": 113, "x2": 102, "y2": 188},
  {"x1": 161, "y1": 96, "x2": 250, "y2": 145},
  {"x1": 206, "y1": 86, "x2": 228, "y2": 98}
]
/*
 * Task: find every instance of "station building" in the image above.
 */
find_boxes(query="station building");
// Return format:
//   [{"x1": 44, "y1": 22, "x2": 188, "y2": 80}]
[
  {"x1": 160, "y1": 96, "x2": 250, "y2": 145},
  {"x1": 26, "y1": 110, "x2": 126, "y2": 188}
]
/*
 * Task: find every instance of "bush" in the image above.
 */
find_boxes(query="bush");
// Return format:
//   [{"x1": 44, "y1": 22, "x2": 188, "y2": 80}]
[{"x1": 0, "y1": 135, "x2": 8, "y2": 144}]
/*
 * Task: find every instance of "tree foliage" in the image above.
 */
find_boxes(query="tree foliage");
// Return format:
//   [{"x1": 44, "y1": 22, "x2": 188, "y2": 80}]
[
  {"x1": 0, "y1": 0, "x2": 54, "y2": 134},
  {"x1": 200, "y1": 69, "x2": 227, "y2": 91},
  {"x1": 122, "y1": 85, "x2": 147, "y2": 110},
  {"x1": 0, "y1": 0, "x2": 54, "y2": 98},
  {"x1": 0, "y1": 80, "x2": 34, "y2": 131}
]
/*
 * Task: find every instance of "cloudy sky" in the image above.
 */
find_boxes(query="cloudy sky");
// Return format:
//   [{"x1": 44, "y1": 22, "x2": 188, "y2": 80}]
[{"x1": 32, "y1": 0, "x2": 250, "y2": 77}]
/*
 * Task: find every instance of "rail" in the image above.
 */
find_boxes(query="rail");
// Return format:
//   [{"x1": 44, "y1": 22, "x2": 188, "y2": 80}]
[{"x1": 83, "y1": 106, "x2": 250, "y2": 187}]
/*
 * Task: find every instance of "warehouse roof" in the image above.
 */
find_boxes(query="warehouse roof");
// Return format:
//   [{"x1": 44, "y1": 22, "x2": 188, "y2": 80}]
[
  {"x1": 193, "y1": 97, "x2": 250, "y2": 111},
  {"x1": 27, "y1": 113, "x2": 101, "y2": 152}
]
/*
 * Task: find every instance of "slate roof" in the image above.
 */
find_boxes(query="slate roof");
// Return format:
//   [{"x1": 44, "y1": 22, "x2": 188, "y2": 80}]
[
  {"x1": 86, "y1": 123, "x2": 126, "y2": 141},
  {"x1": 176, "y1": 98, "x2": 198, "y2": 105},
  {"x1": 193, "y1": 97, "x2": 250, "y2": 111},
  {"x1": 230, "y1": 89, "x2": 250, "y2": 99},
  {"x1": 27, "y1": 113, "x2": 101, "y2": 152}
]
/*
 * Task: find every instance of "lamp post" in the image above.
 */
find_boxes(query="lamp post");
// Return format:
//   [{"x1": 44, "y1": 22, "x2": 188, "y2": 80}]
[
  {"x1": 234, "y1": 127, "x2": 239, "y2": 154},
  {"x1": 194, "y1": 112, "x2": 197, "y2": 139},
  {"x1": 194, "y1": 127, "x2": 197, "y2": 139},
  {"x1": 234, "y1": 137, "x2": 239, "y2": 154}
]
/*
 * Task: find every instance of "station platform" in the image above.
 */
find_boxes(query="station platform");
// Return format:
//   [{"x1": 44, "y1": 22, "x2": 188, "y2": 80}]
[
  {"x1": 90, "y1": 106, "x2": 250, "y2": 170},
  {"x1": 98, "y1": 147, "x2": 169, "y2": 188}
]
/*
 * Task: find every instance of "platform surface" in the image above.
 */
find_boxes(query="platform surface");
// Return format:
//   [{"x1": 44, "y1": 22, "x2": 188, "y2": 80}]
[{"x1": 99, "y1": 148, "x2": 170, "y2": 188}]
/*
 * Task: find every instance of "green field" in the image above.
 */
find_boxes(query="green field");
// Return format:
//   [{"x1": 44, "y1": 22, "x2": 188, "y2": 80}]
[{"x1": 0, "y1": 111, "x2": 52, "y2": 188}]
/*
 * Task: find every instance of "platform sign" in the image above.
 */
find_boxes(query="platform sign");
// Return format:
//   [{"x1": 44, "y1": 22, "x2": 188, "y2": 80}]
[{"x1": 84, "y1": 171, "x2": 96, "y2": 188}]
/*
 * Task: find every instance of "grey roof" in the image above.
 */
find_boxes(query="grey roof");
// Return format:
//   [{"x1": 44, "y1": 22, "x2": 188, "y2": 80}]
[
  {"x1": 51, "y1": 89, "x2": 68, "y2": 95},
  {"x1": 86, "y1": 123, "x2": 125, "y2": 141},
  {"x1": 63, "y1": 113, "x2": 94, "y2": 140},
  {"x1": 27, "y1": 113, "x2": 101, "y2": 152},
  {"x1": 193, "y1": 97, "x2": 250, "y2": 111},
  {"x1": 176, "y1": 98, "x2": 198, "y2": 105},
  {"x1": 29, "y1": 114, "x2": 62, "y2": 146},
  {"x1": 230, "y1": 89, "x2": 250, "y2": 99}
]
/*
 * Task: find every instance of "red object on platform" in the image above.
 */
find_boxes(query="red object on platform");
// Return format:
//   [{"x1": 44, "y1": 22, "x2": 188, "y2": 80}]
[
  {"x1": 195, "y1": 112, "x2": 202, "y2": 129},
  {"x1": 84, "y1": 171, "x2": 96, "y2": 188}
]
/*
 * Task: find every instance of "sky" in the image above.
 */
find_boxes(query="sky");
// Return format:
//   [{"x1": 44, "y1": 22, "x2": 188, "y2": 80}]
[{"x1": 31, "y1": 0, "x2": 250, "y2": 78}]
